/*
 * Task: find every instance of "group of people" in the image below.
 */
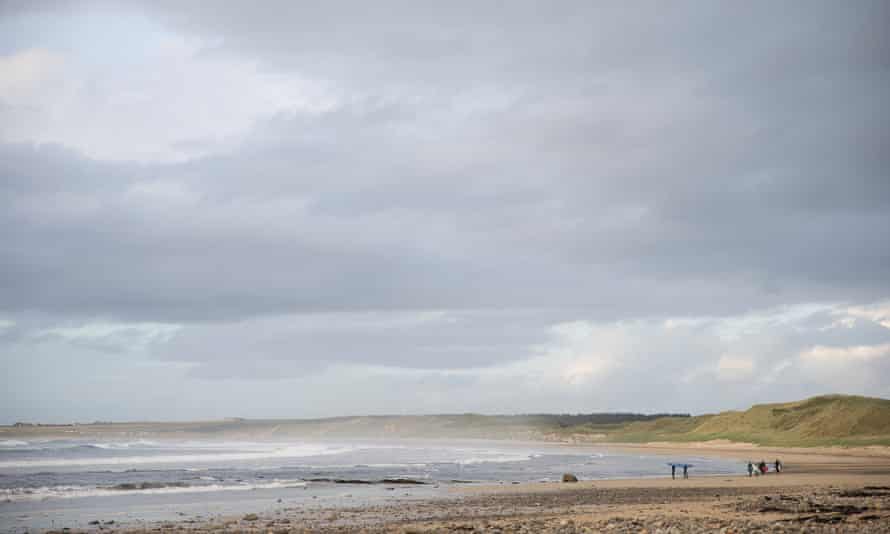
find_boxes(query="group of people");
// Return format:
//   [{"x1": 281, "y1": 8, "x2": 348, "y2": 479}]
[
  {"x1": 747, "y1": 458, "x2": 782, "y2": 476},
  {"x1": 670, "y1": 463, "x2": 691, "y2": 479},
  {"x1": 668, "y1": 458, "x2": 783, "y2": 480}
]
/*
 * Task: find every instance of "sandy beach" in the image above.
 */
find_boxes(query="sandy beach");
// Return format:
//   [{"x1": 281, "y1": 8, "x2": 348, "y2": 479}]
[{"x1": 46, "y1": 442, "x2": 889, "y2": 534}]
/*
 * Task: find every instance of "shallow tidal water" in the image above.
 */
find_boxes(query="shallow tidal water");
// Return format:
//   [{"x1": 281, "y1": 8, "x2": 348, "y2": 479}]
[{"x1": 0, "y1": 437, "x2": 743, "y2": 531}]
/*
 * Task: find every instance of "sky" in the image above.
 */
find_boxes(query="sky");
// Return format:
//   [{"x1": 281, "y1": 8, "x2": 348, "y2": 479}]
[{"x1": 1, "y1": 1, "x2": 889, "y2": 423}]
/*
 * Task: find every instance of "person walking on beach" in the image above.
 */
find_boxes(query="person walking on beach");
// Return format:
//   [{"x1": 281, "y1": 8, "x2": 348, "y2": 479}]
[
  {"x1": 682, "y1": 464, "x2": 688, "y2": 479},
  {"x1": 747, "y1": 461, "x2": 754, "y2": 477},
  {"x1": 775, "y1": 459, "x2": 782, "y2": 473},
  {"x1": 671, "y1": 464, "x2": 676, "y2": 479}
]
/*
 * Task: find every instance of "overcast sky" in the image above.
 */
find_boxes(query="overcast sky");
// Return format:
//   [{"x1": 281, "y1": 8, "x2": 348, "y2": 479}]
[{"x1": 2, "y1": 1, "x2": 889, "y2": 423}]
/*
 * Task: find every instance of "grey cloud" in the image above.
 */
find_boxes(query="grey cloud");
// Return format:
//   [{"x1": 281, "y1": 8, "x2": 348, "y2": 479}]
[
  {"x1": 1, "y1": 1, "x2": 889, "y2": 419},
  {"x1": 3, "y1": 74, "x2": 887, "y2": 321},
  {"x1": 161, "y1": 310, "x2": 559, "y2": 377}
]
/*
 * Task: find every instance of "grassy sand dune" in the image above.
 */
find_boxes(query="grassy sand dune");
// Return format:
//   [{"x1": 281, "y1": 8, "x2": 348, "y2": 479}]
[{"x1": 582, "y1": 395, "x2": 890, "y2": 447}]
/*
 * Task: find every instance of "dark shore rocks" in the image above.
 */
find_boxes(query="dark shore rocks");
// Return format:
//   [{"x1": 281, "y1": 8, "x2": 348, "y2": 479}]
[
  {"x1": 108, "y1": 481, "x2": 188, "y2": 491},
  {"x1": 381, "y1": 478, "x2": 427, "y2": 484},
  {"x1": 305, "y1": 477, "x2": 428, "y2": 485},
  {"x1": 561, "y1": 473, "x2": 578, "y2": 483}
]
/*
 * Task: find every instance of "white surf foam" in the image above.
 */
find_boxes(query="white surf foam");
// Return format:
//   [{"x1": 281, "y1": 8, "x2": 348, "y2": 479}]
[
  {"x1": 1, "y1": 479, "x2": 308, "y2": 503},
  {"x1": 88, "y1": 440, "x2": 160, "y2": 450},
  {"x1": 0, "y1": 443, "x2": 356, "y2": 469},
  {"x1": 455, "y1": 453, "x2": 533, "y2": 465}
]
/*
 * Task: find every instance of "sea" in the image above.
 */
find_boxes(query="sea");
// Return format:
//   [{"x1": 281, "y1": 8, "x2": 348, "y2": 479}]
[{"x1": 0, "y1": 437, "x2": 743, "y2": 532}]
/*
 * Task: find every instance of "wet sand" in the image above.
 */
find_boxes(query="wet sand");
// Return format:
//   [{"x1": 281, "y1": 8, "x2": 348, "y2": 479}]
[{"x1": 48, "y1": 443, "x2": 890, "y2": 533}]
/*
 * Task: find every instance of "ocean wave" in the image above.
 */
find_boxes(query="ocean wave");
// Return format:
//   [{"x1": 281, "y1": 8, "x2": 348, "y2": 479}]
[
  {"x1": 0, "y1": 441, "x2": 158, "y2": 453},
  {"x1": 88, "y1": 440, "x2": 160, "y2": 450},
  {"x1": 282, "y1": 462, "x2": 430, "y2": 470},
  {"x1": 455, "y1": 454, "x2": 533, "y2": 465},
  {"x1": 107, "y1": 481, "x2": 190, "y2": 491},
  {"x1": 0, "y1": 443, "x2": 356, "y2": 470},
  {"x1": 0, "y1": 479, "x2": 308, "y2": 503},
  {"x1": 304, "y1": 477, "x2": 428, "y2": 485}
]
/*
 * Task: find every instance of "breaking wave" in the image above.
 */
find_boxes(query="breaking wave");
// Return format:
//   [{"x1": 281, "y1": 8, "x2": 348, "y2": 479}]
[
  {"x1": 1, "y1": 479, "x2": 308, "y2": 503},
  {"x1": 455, "y1": 453, "x2": 534, "y2": 465},
  {"x1": 0, "y1": 444, "x2": 356, "y2": 469}
]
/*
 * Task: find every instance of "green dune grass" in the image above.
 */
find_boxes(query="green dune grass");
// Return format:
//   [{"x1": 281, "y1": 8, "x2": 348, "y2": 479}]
[{"x1": 569, "y1": 395, "x2": 890, "y2": 447}]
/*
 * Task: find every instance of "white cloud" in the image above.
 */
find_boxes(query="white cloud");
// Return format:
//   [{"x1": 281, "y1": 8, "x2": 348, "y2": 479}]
[
  {"x1": 663, "y1": 317, "x2": 708, "y2": 331},
  {"x1": 711, "y1": 303, "x2": 833, "y2": 342},
  {"x1": 39, "y1": 321, "x2": 182, "y2": 352},
  {"x1": 0, "y1": 35, "x2": 339, "y2": 162},
  {"x1": 842, "y1": 302, "x2": 890, "y2": 330},
  {"x1": 560, "y1": 359, "x2": 609, "y2": 386},
  {"x1": 0, "y1": 48, "x2": 63, "y2": 99},
  {"x1": 800, "y1": 343, "x2": 890, "y2": 364},
  {"x1": 124, "y1": 181, "x2": 201, "y2": 206},
  {"x1": 760, "y1": 359, "x2": 793, "y2": 384},
  {"x1": 716, "y1": 355, "x2": 755, "y2": 382},
  {"x1": 530, "y1": 321, "x2": 621, "y2": 387},
  {"x1": 823, "y1": 316, "x2": 857, "y2": 330}
]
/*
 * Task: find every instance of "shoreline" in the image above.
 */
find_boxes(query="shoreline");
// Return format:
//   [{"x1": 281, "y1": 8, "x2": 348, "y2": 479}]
[
  {"x1": 601, "y1": 440, "x2": 890, "y2": 459},
  {"x1": 22, "y1": 440, "x2": 888, "y2": 533}
]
